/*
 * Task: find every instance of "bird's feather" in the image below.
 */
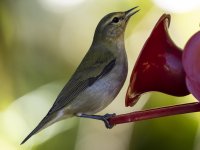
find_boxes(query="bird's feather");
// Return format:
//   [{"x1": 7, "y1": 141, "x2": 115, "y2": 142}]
[
  {"x1": 21, "y1": 48, "x2": 116, "y2": 144},
  {"x1": 21, "y1": 115, "x2": 51, "y2": 144},
  {"x1": 48, "y1": 47, "x2": 116, "y2": 114}
]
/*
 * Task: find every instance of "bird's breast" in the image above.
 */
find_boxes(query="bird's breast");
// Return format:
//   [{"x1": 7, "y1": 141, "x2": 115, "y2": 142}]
[{"x1": 69, "y1": 51, "x2": 128, "y2": 115}]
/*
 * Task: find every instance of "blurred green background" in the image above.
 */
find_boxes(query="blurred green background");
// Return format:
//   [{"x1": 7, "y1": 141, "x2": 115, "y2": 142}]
[{"x1": 0, "y1": 0, "x2": 200, "y2": 150}]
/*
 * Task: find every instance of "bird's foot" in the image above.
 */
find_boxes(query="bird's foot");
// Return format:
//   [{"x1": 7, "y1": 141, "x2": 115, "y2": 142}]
[
  {"x1": 102, "y1": 113, "x2": 116, "y2": 128},
  {"x1": 76, "y1": 113, "x2": 116, "y2": 129}
]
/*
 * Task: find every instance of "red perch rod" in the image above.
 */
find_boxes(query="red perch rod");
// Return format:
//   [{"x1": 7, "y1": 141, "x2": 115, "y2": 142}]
[{"x1": 109, "y1": 102, "x2": 200, "y2": 126}]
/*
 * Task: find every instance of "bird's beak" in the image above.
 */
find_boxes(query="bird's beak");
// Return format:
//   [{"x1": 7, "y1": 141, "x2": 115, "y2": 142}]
[{"x1": 125, "y1": 6, "x2": 140, "y2": 20}]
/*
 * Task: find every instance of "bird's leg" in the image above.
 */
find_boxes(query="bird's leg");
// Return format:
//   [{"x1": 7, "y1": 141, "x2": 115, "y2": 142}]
[{"x1": 76, "y1": 113, "x2": 116, "y2": 129}]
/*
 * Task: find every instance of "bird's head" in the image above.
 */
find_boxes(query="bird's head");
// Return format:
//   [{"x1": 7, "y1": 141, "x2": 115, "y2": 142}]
[{"x1": 94, "y1": 6, "x2": 140, "y2": 43}]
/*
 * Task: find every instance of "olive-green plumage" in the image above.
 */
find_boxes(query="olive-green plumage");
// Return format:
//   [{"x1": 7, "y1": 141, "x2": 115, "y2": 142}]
[{"x1": 21, "y1": 7, "x2": 139, "y2": 144}]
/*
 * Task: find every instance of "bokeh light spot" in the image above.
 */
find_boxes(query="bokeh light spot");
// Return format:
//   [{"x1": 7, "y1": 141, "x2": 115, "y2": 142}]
[{"x1": 153, "y1": 0, "x2": 200, "y2": 13}]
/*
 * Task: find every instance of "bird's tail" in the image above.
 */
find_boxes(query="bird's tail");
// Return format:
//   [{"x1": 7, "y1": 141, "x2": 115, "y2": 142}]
[{"x1": 21, "y1": 115, "x2": 54, "y2": 145}]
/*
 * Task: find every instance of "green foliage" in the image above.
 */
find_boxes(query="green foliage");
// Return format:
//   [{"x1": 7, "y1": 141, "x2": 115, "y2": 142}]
[{"x1": 33, "y1": 124, "x2": 79, "y2": 150}]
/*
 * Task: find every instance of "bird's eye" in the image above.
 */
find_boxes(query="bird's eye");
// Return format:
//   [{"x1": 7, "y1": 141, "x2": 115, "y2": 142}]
[{"x1": 112, "y1": 17, "x2": 119, "y2": 23}]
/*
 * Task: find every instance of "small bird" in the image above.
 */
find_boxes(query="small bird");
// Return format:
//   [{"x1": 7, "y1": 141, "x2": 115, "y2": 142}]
[{"x1": 21, "y1": 7, "x2": 140, "y2": 144}]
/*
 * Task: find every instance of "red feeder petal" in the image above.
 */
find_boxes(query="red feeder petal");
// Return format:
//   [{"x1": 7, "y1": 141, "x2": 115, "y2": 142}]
[{"x1": 126, "y1": 14, "x2": 189, "y2": 107}]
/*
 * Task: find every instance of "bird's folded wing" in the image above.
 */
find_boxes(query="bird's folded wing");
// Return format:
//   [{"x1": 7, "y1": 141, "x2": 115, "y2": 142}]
[{"x1": 48, "y1": 49, "x2": 116, "y2": 114}]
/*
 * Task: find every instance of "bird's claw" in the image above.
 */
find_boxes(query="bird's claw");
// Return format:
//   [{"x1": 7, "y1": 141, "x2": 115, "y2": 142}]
[{"x1": 102, "y1": 113, "x2": 116, "y2": 129}]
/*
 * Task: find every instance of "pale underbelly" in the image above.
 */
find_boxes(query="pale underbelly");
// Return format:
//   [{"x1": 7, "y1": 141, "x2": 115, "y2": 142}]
[{"x1": 67, "y1": 65, "x2": 127, "y2": 114}]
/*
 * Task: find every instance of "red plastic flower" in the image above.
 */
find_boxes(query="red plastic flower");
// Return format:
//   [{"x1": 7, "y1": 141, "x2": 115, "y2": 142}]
[{"x1": 125, "y1": 14, "x2": 189, "y2": 107}]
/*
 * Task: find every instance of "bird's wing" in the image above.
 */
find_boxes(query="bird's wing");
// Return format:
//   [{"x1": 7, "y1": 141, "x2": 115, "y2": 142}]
[
  {"x1": 21, "y1": 49, "x2": 116, "y2": 145},
  {"x1": 48, "y1": 48, "x2": 116, "y2": 115}
]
